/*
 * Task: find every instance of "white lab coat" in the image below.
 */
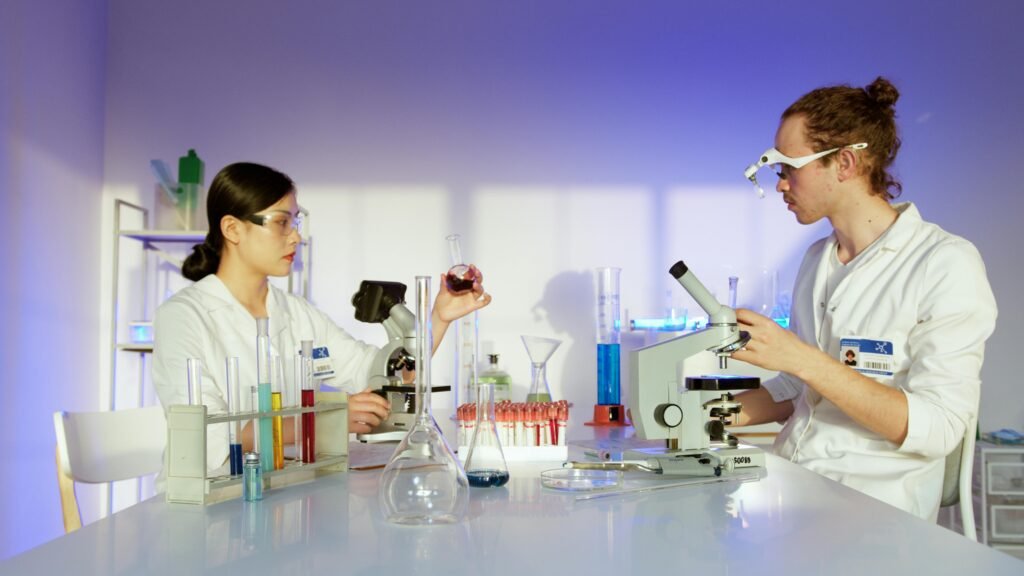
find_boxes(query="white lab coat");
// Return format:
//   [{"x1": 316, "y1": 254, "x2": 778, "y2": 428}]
[
  {"x1": 763, "y1": 202, "x2": 997, "y2": 520},
  {"x1": 152, "y1": 274, "x2": 378, "y2": 473}
]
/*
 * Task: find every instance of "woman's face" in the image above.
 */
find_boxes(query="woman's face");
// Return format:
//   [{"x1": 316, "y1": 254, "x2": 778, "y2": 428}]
[{"x1": 235, "y1": 191, "x2": 302, "y2": 278}]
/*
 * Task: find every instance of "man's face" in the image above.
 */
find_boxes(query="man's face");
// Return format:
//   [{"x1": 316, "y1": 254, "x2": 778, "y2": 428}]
[{"x1": 773, "y1": 115, "x2": 840, "y2": 225}]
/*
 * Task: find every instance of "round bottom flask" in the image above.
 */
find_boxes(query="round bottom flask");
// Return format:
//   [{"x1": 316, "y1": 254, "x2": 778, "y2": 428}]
[{"x1": 378, "y1": 275, "x2": 469, "y2": 524}]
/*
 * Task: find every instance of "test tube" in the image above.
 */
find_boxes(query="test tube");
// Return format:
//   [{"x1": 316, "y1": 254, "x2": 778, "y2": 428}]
[
  {"x1": 187, "y1": 358, "x2": 203, "y2": 406},
  {"x1": 271, "y1": 356, "x2": 284, "y2": 470},
  {"x1": 226, "y1": 357, "x2": 243, "y2": 476},
  {"x1": 729, "y1": 276, "x2": 739, "y2": 309},
  {"x1": 256, "y1": 318, "x2": 274, "y2": 472},
  {"x1": 250, "y1": 385, "x2": 260, "y2": 453},
  {"x1": 300, "y1": 340, "x2": 316, "y2": 463},
  {"x1": 292, "y1": 353, "x2": 303, "y2": 463}
]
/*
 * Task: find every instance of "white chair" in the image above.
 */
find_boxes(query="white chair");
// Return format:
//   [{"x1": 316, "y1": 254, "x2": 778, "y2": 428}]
[
  {"x1": 940, "y1": 416, "x2": 978, "y2": 541},
  {"x1": 53, "y1": 406, "x2": 166, "y2": 532}
]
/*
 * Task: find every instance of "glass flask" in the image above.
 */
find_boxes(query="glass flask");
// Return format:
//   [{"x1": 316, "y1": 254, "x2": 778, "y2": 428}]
[
  {"x1": 446, "y1": 233, "x2": 480, "y2": 413},
  {"x1": 521, "y1": 335, "x2": 561, "y2": 403},
  {"x1": 463, "y1": 383, "x2": 510, "y2": 488},
  {"x1": 445, "y1": 233, "x2": 480, "y2": 294},
  {"x1": 379, "y1": 275, "x2": 469, "y2": 525}
]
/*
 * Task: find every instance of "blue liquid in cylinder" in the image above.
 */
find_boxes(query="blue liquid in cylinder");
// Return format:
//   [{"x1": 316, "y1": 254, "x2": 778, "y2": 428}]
[
  {"x1": 467, "y1": 470, "x2": 510, "y2": 487},
  {"x1": 229, "y1": 443, "x2": 243, "y2": 476},
  {"x1": 597, "y1": 343, "x2": 621, "y2": 405}
]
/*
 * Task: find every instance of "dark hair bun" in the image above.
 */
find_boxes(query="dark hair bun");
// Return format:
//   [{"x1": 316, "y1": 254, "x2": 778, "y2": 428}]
[
  {"x1": 866, "y1": 77, "x2": 900, "y2": 109},
  {"x1": 181, "y1": 240, "x2": 220, "y2": 282}
]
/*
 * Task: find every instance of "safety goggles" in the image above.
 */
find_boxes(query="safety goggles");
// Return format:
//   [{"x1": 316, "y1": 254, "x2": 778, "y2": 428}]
[
  {"x1": 245, "y1": 211, "x2": 304, "y2": 236},
  {"x1": 743, "y1": 142, "x2": 868, "y2": 198}
]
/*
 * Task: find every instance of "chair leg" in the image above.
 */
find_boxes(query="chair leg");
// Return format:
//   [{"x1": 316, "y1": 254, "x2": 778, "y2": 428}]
[{"x1": 56, "y1": 445, "x2": 82, "y2": 533}]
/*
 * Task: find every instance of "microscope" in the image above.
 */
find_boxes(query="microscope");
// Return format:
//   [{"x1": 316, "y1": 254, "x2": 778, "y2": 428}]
[
  {"x1": 351, "y1": 280, "x2": 449, "y2": 443},
  {"x1": 626, "y1": 261, "x2": 766, "y2": 477}
]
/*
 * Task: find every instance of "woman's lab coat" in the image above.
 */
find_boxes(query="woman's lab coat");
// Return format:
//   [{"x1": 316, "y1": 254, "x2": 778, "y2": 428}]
[
  {"x1": 763, "y1": 202, "x2": 998, "y2": 520},
  {"x1": 152, "y1": 274, "x2": 378, "y2": 472}
]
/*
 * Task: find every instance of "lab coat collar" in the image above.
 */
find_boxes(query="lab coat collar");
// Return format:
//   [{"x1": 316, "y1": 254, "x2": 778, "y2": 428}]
[
  {"x1": 192, "y1": 274, "x2": 291, "y2": 339},
  {"x1": 819, "y1": 202, "x2": 921, "y2": 263}
]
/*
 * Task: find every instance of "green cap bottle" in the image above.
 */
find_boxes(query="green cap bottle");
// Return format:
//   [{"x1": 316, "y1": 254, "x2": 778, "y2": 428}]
[{"x1": 178, "y1": 149, "x2": 204, "y2": 186}]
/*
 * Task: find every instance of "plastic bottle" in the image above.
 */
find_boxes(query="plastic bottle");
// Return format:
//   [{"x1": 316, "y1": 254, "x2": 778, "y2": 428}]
[
  {"x1": 477, "y1": 354, "x2": 512, "y2": 402},
  {"x1": 177, "y1": 149, "x2": 205, "y2": 230}
]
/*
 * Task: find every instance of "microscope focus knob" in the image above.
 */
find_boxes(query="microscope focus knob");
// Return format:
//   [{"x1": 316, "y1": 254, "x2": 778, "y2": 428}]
[{"x1": 654, "y1": 403, "x2": 684, "y2": 428}]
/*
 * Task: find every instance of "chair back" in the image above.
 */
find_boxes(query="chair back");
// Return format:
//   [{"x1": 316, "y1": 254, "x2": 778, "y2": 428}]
[
  {"x1": 940, "y1": 417, "x2": 977, "y2": 541},
  {"x1": 54, "y1": 406, "x2": 167, "y2": 532}
]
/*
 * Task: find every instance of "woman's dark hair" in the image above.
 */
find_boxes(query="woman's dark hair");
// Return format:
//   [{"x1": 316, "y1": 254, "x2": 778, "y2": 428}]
[
  {"x1": 782, "y1": 76, "x2": 902, "y2": 200},
  {"x1": 181, "y1": 162, "x2": 295, "y2": 281}
]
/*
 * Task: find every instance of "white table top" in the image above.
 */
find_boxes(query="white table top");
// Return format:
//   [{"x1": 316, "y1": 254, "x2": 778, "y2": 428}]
[{"x1": 4, "y1": 447, "x2": 1021, "y2": 575}]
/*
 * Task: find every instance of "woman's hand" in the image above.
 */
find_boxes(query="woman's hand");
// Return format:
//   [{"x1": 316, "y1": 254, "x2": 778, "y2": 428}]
[
  {"x1": 348, "y1": 388, "x2": 391, "y2": 435},
  {"x1": 433, "y1": 265, "x2": 492, "y2": 323}
]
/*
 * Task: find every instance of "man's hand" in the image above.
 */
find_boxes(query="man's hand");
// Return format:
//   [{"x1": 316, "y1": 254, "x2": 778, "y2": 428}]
[{"x1": 731, "y1": 308, "x2": 817, "y2": 377}]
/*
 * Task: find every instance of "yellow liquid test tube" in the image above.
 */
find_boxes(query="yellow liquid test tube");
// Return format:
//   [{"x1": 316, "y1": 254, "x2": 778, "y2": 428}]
[
  {"x1": 272, "y1": 391, "x2": 284, "y2": 470},
  {"x1": 271, "y1": 355, "x2": 285, "y2": 470}
]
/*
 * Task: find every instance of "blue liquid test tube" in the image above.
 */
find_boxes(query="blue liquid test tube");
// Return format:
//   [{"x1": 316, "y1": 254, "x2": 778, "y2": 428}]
[
  {"x1": 226, "y1": 357, "x2": 243, "y2": 476},
  {"x1": 256, "y1": 318, "x2": 274, "y2": 472}
]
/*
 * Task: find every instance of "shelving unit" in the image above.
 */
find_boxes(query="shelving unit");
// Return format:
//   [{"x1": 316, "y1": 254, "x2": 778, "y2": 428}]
[{"x1": 979, "y1": 441, "x2": 1024, "y2": 559}]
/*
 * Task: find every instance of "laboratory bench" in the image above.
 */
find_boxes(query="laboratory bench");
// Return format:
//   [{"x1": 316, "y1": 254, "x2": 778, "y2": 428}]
[{"x1": 3, "y1": 447, "x2": 1021, "y2": 575}]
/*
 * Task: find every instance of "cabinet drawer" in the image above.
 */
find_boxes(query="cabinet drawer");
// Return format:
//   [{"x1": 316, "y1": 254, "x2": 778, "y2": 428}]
[
  {"x1": 987, "y1": 462, "x2": 1024, "y2": 496},
  {"x1": 991, "y1": 505, "x2": 1024, "y2": 541}
]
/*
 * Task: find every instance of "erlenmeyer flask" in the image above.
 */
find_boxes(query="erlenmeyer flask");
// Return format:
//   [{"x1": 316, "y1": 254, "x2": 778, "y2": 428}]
[
  {"x1": 379, "y1": 276, "x2": 469, "y2": 525},
  {"x1": 521, "y1": 335, "x2": 561, "y2": 403},
  {"x1": 464, "y1": 383, "x2": 510, "y2": 487}
]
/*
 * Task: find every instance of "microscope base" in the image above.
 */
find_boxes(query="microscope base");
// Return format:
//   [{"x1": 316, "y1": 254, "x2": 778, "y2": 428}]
[{"x1": 625, "y1": 443, "x2": 765, "y2": 477}]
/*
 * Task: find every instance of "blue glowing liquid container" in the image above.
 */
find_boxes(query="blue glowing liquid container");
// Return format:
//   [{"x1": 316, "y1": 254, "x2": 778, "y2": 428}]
[{"x1": 597, "y1": 343, "x2": 621, "y2": 405}]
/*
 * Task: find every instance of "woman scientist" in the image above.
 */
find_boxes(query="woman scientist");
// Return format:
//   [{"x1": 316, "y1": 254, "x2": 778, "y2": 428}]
[{"x1": 152, "y1": 162, "x2": 491, "y2": 475}]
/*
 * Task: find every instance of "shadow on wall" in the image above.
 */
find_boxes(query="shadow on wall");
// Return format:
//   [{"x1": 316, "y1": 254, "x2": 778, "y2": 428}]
[{"x1": 532, "y1": 270, "x2": 595, "y2": 406}]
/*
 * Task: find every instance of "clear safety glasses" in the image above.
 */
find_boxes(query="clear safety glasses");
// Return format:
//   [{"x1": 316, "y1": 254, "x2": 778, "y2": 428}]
[
  {"x1": 245, "y1": 211, "x2": 304, "y2": 236},
  {"x1": 743, "y1": 142, "x2": 868, "y2": 198}
]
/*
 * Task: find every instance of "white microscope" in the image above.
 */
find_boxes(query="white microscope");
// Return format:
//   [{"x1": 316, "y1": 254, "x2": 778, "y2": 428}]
[
  {"x1": 626, "y1": 261, "x2": 766, "y2": 477},
  {"x1": 351, "y1": 280, "x2": 449, "y2": 443}
]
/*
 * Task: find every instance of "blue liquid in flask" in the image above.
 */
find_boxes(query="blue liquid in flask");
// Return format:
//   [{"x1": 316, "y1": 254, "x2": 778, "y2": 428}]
[
  {"x1": 597, "y1": 343, "x2": 621, "y2": 405},
  {"x1": 467, "y1": 469, "x2": 510, "y2": 487}
]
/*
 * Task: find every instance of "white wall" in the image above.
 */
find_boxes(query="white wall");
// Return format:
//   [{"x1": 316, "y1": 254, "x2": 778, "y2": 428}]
[
  {"x1": 0, "y1": 0, "x2": 108, "y2": 559},
  {"x1": 5, "y1": 0, "x2": 1024, "y2": 558}
]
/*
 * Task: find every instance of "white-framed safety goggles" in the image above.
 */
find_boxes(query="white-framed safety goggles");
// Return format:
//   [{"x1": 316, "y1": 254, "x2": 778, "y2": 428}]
[{"x1": 743, "y1": 142, "x2": 868, "y2": 198}]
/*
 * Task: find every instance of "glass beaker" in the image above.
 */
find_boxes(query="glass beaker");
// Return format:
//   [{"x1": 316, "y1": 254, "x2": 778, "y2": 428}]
[
  {"x1": 521, "y1": 335, "x2": 561, "y2": 403},
  {"x1": 447, "y1": 233, "x2": 480, "y2": 414},
  {"x1": 464, "y1": 383, "x2": 510, "y2": 487},
  {"x1": 379, "y1": 276, "x2": 469, "y2": 525}
]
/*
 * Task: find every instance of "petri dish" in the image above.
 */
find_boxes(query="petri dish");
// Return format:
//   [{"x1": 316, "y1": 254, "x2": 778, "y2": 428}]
[{"x1": 540, "y1": 468, "x2": 623, "y2": 492}]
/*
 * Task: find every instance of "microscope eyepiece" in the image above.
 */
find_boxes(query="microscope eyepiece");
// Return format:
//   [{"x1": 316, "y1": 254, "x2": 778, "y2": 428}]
[{"x1": 669, "y1": 261, "x2": 689, "y2": 280}]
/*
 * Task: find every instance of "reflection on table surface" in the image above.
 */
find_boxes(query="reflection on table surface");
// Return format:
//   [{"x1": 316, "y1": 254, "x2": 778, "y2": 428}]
[{"x1": 3, "y1": 446, "x2": 1022, "y2": 575}]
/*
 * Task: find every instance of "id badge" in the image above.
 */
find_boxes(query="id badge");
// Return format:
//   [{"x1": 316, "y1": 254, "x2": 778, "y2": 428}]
[
  {"x1": 311, "y1": 346, "x2": 336, "y2": 380},
  {"x1": 839, "y1": 337, "x2": 894, "y2": 379}
]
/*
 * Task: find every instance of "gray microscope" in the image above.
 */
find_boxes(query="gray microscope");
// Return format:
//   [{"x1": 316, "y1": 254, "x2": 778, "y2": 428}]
[
  {"x1": 351, "y1": 280, "x2": 449, "y2": 443},
  {"x1": 626, "y1": 261, "x2": 767, "y2": 476}
]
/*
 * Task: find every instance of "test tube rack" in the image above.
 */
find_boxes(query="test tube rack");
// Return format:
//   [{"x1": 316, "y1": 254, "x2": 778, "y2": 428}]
[{"x1": 165, "y1": 391, "x2": 348, "y2": 505}]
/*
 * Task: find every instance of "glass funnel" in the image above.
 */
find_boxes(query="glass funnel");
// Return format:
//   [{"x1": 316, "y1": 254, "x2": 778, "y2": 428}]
[
  {"x1": 463, "y1": 383, "x2": 510, "y2": 488},
  {"x1": 521, "y1": 335, "x2": 561, "y2": 403},
  {"x1": 379, "y1": 275, "x2": 469, "y2": 525}
]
